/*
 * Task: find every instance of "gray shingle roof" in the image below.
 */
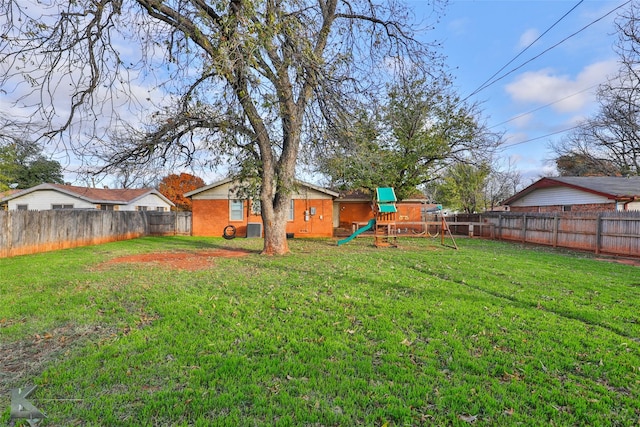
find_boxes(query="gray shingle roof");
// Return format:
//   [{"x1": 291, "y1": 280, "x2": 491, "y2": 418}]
[
  {"x1": 503, "y1": 176, "x2": 640, "y2": 205},
  {"x1": 548, "y1": 176, "x2": 640, "y2": 197}
]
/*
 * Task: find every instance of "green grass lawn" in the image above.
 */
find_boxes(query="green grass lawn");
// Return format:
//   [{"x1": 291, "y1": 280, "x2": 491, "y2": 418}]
[{"x1": 1, "y1": 236, "x2": 639, "y2": 426}]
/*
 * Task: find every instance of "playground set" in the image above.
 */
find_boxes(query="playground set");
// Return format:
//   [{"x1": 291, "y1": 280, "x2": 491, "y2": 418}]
[{"x1": 337, "y1": 187, "x2": 457, "y2": 249}]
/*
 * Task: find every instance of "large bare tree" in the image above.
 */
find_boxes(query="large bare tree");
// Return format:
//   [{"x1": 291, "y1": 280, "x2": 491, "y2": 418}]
[
  {"x1": 552, "y1": 2, "x2": 640, "y2": 177},
  {"x1": 0, "y1": 0, "x2": 444, "y2": 254}
]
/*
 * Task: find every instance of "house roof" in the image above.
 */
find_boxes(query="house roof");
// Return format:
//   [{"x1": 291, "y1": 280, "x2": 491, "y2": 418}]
[
  {"x1": 335, "y1": 189, "x2": 372, "y2": 201},
  {"x1": 336, "y1": 188, "x2": 428, "y2": 202},
  {"x1": 0, "y1": 189, "x2": 20, "y2": 200},
  {"x1": 185, "y1": 178, "x2": 339, "y2": 198},
  {"x1": 1, "y1": 183, "x2": 175, "y2": 206},
  {"x1": 503, "y1": 176, "x2": 640, "y2": 205}
]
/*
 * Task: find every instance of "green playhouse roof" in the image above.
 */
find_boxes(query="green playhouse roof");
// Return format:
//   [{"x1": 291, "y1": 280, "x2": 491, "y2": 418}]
[
  {"x1": 376, "y1": 187, "x2": 397, "y2": 213},
  {"x1": 376, "y1": 187, "x2": 397, "y2": 203}
]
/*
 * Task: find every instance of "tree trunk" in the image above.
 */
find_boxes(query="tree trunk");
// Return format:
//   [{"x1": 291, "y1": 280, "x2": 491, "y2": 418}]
[
  {"x1": 259, "y1": 164, "x2": 293, "y2": 255},
  {"x1": 261, "y1": 205, "x2": 290, "y2": 255}
]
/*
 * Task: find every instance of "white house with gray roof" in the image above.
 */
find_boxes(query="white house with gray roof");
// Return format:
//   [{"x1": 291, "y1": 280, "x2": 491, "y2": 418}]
[
  {"x1": 1, "y1": 183, "x2": 174, "y2": 211},
  {"x1": 503, "y1": 176, "x2": 640, "y2": 213}
]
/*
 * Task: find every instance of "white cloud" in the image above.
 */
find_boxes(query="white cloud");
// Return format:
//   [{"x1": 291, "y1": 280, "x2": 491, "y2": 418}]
[
  {"x1": 518, "y1": 28, "x2": 540, "y2": 49},
  {"x1": 504, "y1": 59, "x2": 619, "y2": 113},
  {"x1": 512, "y1": 112, "x2": 534, "y2": 128},
  {"x1": 502, "y1": 131, "x2": 529, "y2": 147},
  {"x1": 447, "y1": 17, "x2": 470, "y2": 37}
]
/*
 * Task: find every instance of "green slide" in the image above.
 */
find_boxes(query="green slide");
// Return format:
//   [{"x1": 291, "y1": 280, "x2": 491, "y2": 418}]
[{"x1": 337, "y1": 219, "x2": 376, "y2": 246}]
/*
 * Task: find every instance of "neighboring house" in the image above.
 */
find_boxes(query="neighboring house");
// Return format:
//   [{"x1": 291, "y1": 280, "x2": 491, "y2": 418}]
[
  {"x1": 335, "y1": 189, "x2": 440, "y2": 233},
  {"x1": 185, "y1": 178, "x2": 339, "y2": 238},
  {"x1": 1, "y1": 183, "x2": 174, "y2": 211},
  {"x1": 0, "y1": 189, "x2": 20, "y2": 210},
  {"x1": 503, "y1": 176, "x2": 640, "y2": 213}
]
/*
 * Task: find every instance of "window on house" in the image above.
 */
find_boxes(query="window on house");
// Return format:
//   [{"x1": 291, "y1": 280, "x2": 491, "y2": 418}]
[
  {"x1": 16, "y1": 204, "x2": 28, "y2": 211},
  {"x1": 288, "y1": 199, "x2": 294, "y2": 221},
  {"x1": 137, "y1": 206, "x2": 148, "y2": 211},
  {"x1": 100, "y1": 204, "x2": 115, "y2": 211},
  {"x1": 562, "y1": 205, "x2": 572, "y2": 212},
  {"x1": 251, "y1": 199, "x2": 261, "y2": 215},
  {"x1": 156, "y1": 207, "x2": 166, "y2": 212},
  {"x1": 52, "y1": 204, "x2": 73, "y2": 209},
  {"x1": 230, "y1": 199, "x2": 244, "y2": 221}
]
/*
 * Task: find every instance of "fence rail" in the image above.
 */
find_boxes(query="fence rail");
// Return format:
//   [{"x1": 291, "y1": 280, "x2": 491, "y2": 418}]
[
  {"x1": 479, "y1": 211, "x2": 640, "y2": 258},
  {"x1": 0, "y1": 210, "x2": 191, "y2": 258}
]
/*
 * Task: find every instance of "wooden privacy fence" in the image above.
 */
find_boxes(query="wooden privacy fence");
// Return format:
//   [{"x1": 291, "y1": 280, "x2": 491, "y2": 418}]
[
  {"x1": 146, "y1": 211, "x2": 192, "y2": 236},
  {"x1": 0, "y1": 210, "x2": 192, "y2": 258},
  {"x1": 479, "y1": 211, "x2": 640, "y2": 258}
]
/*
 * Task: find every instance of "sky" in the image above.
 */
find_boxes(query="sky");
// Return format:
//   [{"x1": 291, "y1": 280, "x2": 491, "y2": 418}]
[
  {"x1": 0, "y1": 0, "x2": 629, "y2": 188},
  {"x1": 420, "y1": 0, "x2": 628, "y2": 184}
]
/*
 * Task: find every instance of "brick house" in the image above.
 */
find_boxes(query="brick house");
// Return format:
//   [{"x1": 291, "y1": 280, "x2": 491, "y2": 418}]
[
  {"x1": 185, "y1": 178, "x2": 338, "y2": 238},
  {"x1": 503, "y1": 176, "x2": 640, "y2": 213},
  {"x1": 335, "y1": 189, "x2": 440, "y2": 233}
]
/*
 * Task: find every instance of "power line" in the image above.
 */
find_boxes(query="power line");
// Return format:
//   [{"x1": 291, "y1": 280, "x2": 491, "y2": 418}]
[
  {"x1": 499, "y1": 125, "x2": 581, "y2": 151},
  {"x1": 489, "y1": 83, "x2": 598, "y2": 130},
  {"x1": 464, "y1": 0, "x2": 631, "y2": 103},
  {"x1": 464, "y1": 0, "x2": 584, "y2": 103}
]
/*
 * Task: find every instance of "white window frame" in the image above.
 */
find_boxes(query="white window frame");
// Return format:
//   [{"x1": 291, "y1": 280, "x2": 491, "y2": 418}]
[
  {"x1": 230, "y1": 199, "x2": 244, "y2": 221},
  {"x1": 52, "y1": 204, "x2": 74, "y2": 210},
  {"x1": 288, "y1": 199, "x2": 294, "y2": 221},
  {"x1": 16, "y1": 204, "x2": 28, "y2": 211}
]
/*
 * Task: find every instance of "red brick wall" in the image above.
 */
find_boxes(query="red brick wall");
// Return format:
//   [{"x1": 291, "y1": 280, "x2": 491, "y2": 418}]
[
  {"x1": 191, "y1": 198, "x2": 334, "y2": 238},
  {"x1": 338, "y1": 202, "x2": 374, "y2": 229},
  {"x1": 191, "y1": 199, "x2": 242, "y2": 237},
  {"x1": 337, "y1": 201, "x2": 426, "y2": 229},
  {"x1": 397, "y1": 203, "x2": 423, "y2": 222},
  {"x1": 509, "y1": 203, "x2": 617, "y2": 213},
  {"x1": 288, "y1": 199, "x2": 334, "y2": 237}
]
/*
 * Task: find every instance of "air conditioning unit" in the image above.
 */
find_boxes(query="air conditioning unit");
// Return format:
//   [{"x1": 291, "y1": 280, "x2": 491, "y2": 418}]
[{"x1": 247, "y1": 222, "x2": 262, "y2": 238}]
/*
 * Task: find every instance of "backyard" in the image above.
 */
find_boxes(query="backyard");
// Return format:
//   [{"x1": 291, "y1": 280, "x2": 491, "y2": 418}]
[{"x1": 1, "y1": 236, "x2": 639, "y2": 425}]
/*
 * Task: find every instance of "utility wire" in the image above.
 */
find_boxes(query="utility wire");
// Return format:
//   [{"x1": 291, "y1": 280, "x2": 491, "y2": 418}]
[
  {"x1": 464, "y1": 0, "x2": 584, "y2": 103},
  {"x1": 489, "y1": 84, "x2": 598, "y2": 129},
  {"x1": 463, "y1": 0, "x2": 631, "y2": 103},
  {"x1": 499, "y1": 125, "x2": 581, "y2": 150}
]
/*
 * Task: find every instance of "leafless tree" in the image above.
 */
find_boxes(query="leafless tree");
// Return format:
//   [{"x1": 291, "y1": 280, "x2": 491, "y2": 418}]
[
  {"x1": 0, "y1": 0, "x2": 445, "y2": 254},
  {"x1": 552, "y1": 2, "x2": 640, "y2": 176},
  {"x1": 483, "y1": 158, "x2": 521, "y2": 209}
]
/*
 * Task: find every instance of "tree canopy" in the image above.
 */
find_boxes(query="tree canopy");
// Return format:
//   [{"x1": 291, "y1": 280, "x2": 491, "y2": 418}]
[
  {"x1": 1, "y1": 0, "x2": 446, "y2": 254},
  {"x1": 555, "y1": 152, "x2": 621, "y2": 177},
  {"x1": 158, "y1": 173, "x2": 205, "y2": 211},
  {"x1": 434, "y1": 162, "x2": 490, "y2": 214},
  {"x1": 314, "y1": 76, "x2": 500, "y2": 200},
  {"x1": 0, "y1": 139, "x2": 64, "y2": 190}
]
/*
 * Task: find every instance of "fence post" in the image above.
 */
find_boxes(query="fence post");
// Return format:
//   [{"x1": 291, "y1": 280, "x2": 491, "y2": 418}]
[
  {"x1": 552, "y1": 215, "x2": 558, "y2": 248},
  {"x1": 6, "y1": 211, "x2": 12, "y2": 257},
  {"x1": 595, "y1": 213, "x2": 602, "y2": 255},
  {"x1": 173, "y1": 211, "x2": 177, "y2": 236},
  {"x1": 498, "y1": 214, "x2": 502, "y2": 240},
  {"x1": 521, "y1": 214, "x2": 527, "y2": 243}
]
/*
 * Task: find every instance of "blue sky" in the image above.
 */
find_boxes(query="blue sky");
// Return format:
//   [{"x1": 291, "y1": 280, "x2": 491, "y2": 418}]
[
  {"x1": 0, "y1": 0, "x2": 627, "y2": 187},
  {"x1": 419, "y1": 0, "x2": 627, "y2": 183}
]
